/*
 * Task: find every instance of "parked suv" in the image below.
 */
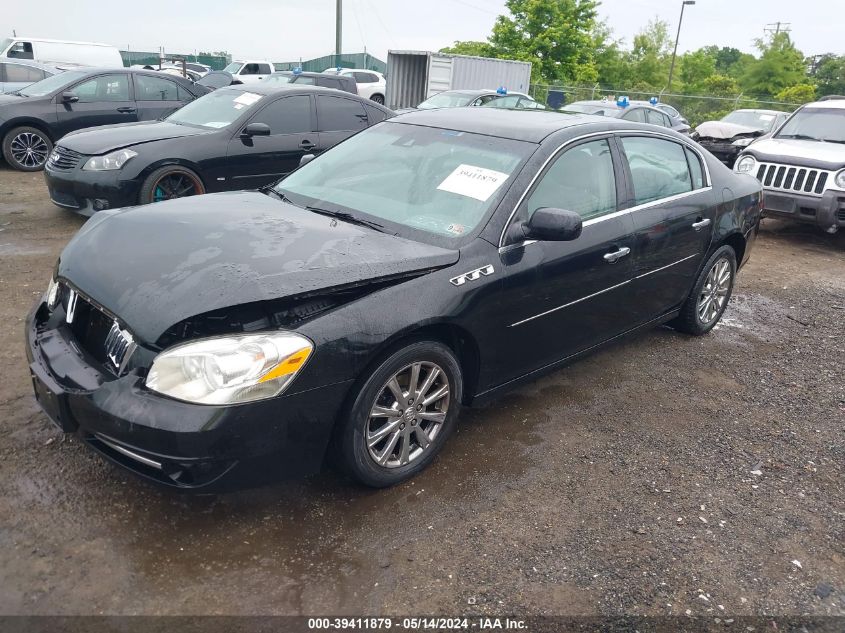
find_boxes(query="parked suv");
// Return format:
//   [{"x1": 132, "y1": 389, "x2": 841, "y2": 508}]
[
  {"x1": 734, "y1": 97, "x2": 845, "y2": 233},
  {"x1": 324, "y1": 68, "x2": 386, "y2": 104}
]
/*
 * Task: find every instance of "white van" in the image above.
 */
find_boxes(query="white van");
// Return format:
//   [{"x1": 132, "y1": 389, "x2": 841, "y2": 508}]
[{"x1": 0, "y1": 37, "x2": 123, "y2": 68}]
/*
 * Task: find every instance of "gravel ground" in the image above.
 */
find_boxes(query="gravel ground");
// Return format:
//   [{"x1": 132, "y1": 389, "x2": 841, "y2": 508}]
[{"x1": 0, "y1": 166, "x2": 843, "y2": 617}]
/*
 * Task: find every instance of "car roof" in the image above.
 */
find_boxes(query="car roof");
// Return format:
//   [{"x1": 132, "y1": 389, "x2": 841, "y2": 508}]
[
  {"x1": 216, "y1": 83, "x2": 385, "y2": 100},
  {"x1": 804, "y1": 98, "x2": 845, "y2": 109},
  {"x1": 392, "y1": 107, "x2": 617, "y2": 142},
  {"x1": 0, "y1": 58, "x2": 59, "y2": 72}
]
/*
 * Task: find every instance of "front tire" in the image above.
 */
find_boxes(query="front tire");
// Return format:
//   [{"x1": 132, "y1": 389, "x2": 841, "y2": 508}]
[
  {"x1": 370, "y1": 94, "x2": 385, "y2": 105},
  {"x1": 2, "y1": 126, "x2": 53, "y2": 171},
  {"x1": 337, "y1": 341, "x2": 462, "y2": 487},
  {"x1": 673, "y1": 245, "x2": 737, "y2": 335},
  {"x1": 139, "y1": 166, "x2": 205, "y2": 205}
]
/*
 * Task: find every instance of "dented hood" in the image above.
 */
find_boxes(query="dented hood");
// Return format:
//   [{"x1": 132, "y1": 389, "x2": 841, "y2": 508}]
[
  {"x1": 59, "y1": 121, "x2": 212, "y2": 155},
  {"x1": 57, "y1": 191, "x2": 459, "y2": 343},
  {"x1": 695, "y1": 120, "x2": 762, "y2": 140}
]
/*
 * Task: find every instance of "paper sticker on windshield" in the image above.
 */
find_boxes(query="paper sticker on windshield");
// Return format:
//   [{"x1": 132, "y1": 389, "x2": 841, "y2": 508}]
[
  {"x1": 759, "y1": 115, "x2": 774, "y2": 121},
  {"x1": 233, "y1": 92, "x2": 261, "y2": 106},
  {"x1": 437, "y1": 164, "x2": 509, "y2": 202},
  {"x1": 205, "y1": 121, "x2": 229, "y2": 128}
]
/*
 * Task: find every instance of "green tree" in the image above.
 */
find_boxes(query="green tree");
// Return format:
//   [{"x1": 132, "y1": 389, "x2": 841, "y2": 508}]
[
  {"x1": 776, "y1": 83, "x2": 816, "y2": 104},
  {"x1": 628, "y1": 19, "x2": 672, "y2": 89},
  {"x1": 679, "y1": 49, "x2": 716, "y2": 91},
  {"x1": 489, "y1": 0, "x2": 600, "y2": 84},
  {"x1": 703, "y1": 74, "x2": 740, "y2": 97},
  {"x1": 813, "y1": 54, "x2": 845, "y2": 96},
  {"x1": 592, "y1": 20, "x2": 629, "y2": 88},
  {"x1": 439, "y1": 41, "x2": 495, "y2": 57},
  {"x1": 741, "y1": 32, "x2": 806, "y2": 97}
]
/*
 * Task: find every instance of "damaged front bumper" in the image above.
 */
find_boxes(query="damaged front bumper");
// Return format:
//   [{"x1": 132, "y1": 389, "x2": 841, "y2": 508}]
[
  {"x1": 25, "y1": 297, "x2": 352, "y2": 492},
  {"x1": 762, "y1": 189, "x2": 845, "y2": 232}
]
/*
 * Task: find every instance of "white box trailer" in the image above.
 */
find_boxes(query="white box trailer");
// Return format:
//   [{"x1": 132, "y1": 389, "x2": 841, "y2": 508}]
[
  {"x1": 385, "y1": 50, "x2": 532, "y2": 110},
  {"x1": 0, "y1": 37, "x2": 123, "y2": 68}
]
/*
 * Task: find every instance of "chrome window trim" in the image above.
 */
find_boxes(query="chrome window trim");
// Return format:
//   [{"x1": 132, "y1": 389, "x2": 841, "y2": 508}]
[
  {"x1": 498, "y1": 129, "x2": 712, "y2": 248},
  {"x1": 509, "y1": 254, "x2": 698, "y2": 327}
]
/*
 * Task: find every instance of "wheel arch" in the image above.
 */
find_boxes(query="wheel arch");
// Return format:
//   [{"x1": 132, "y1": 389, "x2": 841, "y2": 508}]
[
  {"x1": 136, "y1": 159, "x2": 208, "y2": 194},
  {"x1": 712, "y1": 230, "x2": 746, "y2": 267},
  {"x1": 1, "y1": 118, "x2": 56, "y2": 143}
]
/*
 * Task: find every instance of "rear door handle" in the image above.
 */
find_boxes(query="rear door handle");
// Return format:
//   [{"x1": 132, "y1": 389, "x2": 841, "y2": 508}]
[
  {"x1": 299, "y1": 140, "x2": 316, "y2": 150},
  {"x1": 603, "y1": 247, "x2": 631, "y2": 263},
  {"x1": 692, "y1": 218, "x2": 711, "y2": 231},
  {"x1": 117, "y1": 107, "x2": 136, "y2": 114}
]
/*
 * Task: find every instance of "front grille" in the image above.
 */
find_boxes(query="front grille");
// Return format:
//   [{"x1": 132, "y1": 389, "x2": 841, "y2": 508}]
[
  {"x1": 47, "y1": 146, "x2": 83, "y2": 170},
  {"x1": 755, "y1": 162, "x2": 832, "y2": 196},
  {"x1": 59, "y1": 285, "x2": 134, "y2": 373}
]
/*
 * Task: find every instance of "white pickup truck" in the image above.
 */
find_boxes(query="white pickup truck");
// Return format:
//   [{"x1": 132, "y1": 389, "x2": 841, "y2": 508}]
[{"x1": 222, "y1": 60, "x2": 274, "y2": 84}]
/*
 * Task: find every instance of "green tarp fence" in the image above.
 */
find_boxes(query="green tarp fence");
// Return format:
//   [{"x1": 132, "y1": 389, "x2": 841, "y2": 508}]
[
  {"x1": 274, "y1": 53, "x2": 385, "y2": 73},
  {"x1": 120, "y1": 51, "x2": 229, "y2": 71}
]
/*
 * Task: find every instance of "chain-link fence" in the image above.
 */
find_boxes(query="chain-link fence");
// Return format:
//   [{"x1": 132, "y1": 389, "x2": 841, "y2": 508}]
[{"x1": 528, "y1": 84, "x2": 802, "y2": 127}]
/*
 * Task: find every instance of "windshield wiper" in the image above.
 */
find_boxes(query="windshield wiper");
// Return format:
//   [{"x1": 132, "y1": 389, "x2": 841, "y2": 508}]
[
  {"x1": 305, "y1": 205, "x2": 387, "y2": 233},
  {"x1": 263, "y1": 187, "x2": 294, "y2": 204},
  {"x1": 823, "y1": 138, "x2": 845, "y2": 145},
  {"x1": 778, "y1": 133, "x2": 822, "y2": 142}
]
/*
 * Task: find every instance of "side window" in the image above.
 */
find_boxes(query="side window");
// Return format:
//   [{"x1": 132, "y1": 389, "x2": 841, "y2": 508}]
[
  {"x1": 6, "y1": 63, "x2": 45, "y2": 82},
  {"x1": 252, "y1": 95, "x2": 312, "y2": 135},
  {"x1": 241, "y1": 64, "x2": 260, "y2": 75},
  {"x1": 646, "y1": 109, "x2": 668, "y2": 127},
  {"x1": 685, "y1": 147, "x2": 705, "y2": 190},
  {"x1": 663, "y1": 113, "x2": 673, "y2": 127},
  {"x1": 524, "y1": 139, "x2": 617, "y2": 221},
  {"x1": 317, "y1": 77, "x2": 341, "y2": 90},
  {"x1": 71, "y1": 74, "x2": 130, "y2": 102},
  {"x1": 258, "y1": 64, "x2": 272, "y2": 75},
  {"x1": 622, "y1": 108, "x2": 647, "y2": 123},
  {"x1": 621, "y1": 136, "x2": 692, "y2": 205},
  {"x1": 177, "y1": 85, "x2": 195, "y2": 102},
  {"x1": 7, "y1": 42, "x2": 34, "y2": 60},
  {"x1": 316, "y1": 95, "x2": 367, "y2": 131},
  {"x1": 292, "y1": 75, "x2": 316, "y2": 85},
  {"x1": 364, "y1": 103, "x2": 389, "y2": 124},
  {"x1": 134, "y1": 74, "x2": 180, "y2": 101}
]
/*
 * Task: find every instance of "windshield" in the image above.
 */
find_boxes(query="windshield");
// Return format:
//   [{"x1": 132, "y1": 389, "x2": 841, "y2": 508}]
[
  {"x1": 417, "y1": 92, "x2": 478, "y2": 110},
  {"x1": 223, "y1": 62, "x2": 243, "y2": 74},
  {"x1": 722, "y1": 111, "x2": 779, "y2": 131},
  {"x1": 775, "y1": 107, "x2": 845, "y2": 143},
  {"x1": 274, "y1": 122, "x2": 534, "y2": 243},
  {"x1": 166, "y1": 88, "x2": 263, "y2": 129},
  {"x1": 18, "y1": 70, "x2": 87, "y2": 97}
]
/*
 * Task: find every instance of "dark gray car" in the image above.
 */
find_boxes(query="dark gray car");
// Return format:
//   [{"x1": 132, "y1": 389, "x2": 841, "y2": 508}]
[{"x1": 566, "y1": 100, "x2": 689, "y2": 134}]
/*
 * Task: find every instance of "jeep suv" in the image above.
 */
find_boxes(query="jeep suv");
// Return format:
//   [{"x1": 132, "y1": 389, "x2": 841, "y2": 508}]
[{"x1": 734, "y1": 97, "x2": 845, "y2": 233}]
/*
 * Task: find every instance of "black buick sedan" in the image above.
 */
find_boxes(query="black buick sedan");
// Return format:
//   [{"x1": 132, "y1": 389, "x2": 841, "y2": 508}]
[
  {"x1": 0, "y1": 68, "x2": 206, "y2": 171},
  {"x1": 44, "y1": 84, "x2": 393, "y2": 213},
  {"x1": 26, "y1": 108, "x2": 762, "y2": 491}
]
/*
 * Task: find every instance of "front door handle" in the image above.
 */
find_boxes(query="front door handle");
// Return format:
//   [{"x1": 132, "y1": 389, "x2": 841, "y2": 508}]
[
  {"x1": 692, "y1": 218, "x2": 711, "y2": 231},
  {"x1": 117, "y1": 107, "x2": 136, "y2": 114},
  {"x1": 603, "y1": 247, "x2": 631, "y2": 263},
  {"x1": 299, "y1": 140, "x2": 316, "y2": 150}
]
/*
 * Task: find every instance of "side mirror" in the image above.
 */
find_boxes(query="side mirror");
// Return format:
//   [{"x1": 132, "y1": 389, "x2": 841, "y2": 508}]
[
  {"x1": 61, "y1": 92, "x2": 79, "y2": 104},
  {"x1": 242, "y1": 122, "x2": 270, "y2": 137},
  {"x1": 524, "y1": 207, "x2": 583, "y2": 242},
  {"x1": 299, "y1": 154, "x2": 316, "y2": 167}
]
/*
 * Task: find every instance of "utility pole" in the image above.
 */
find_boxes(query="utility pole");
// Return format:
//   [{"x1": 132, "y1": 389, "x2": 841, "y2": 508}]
[
  {"x1": 335, "y1": 0, "x2": 343, "y2": 62},
  {"x1": 764, "y1": 22, "x2": 791, "y2": 37},
  {"x1": 667, "y1": 0, "x2": 695, "y2": 91}
]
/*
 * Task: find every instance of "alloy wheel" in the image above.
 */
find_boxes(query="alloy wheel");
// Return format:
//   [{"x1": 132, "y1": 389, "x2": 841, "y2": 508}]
[
  {"x1": 366, "y1": 361, "x2": 450, "y2": 468},
  {"x1": 151, "y1": 172, "x2": 203, "y2": 202},
  {"x1": 697, "y1": 257, "x2": 732, "y2": 326},
  {"x1": 10, "y1": 132, "x2": 49, "y2": 169}
]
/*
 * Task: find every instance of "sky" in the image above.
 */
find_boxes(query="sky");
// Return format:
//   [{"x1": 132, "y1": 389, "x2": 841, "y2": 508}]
[{"x1": 4, "y1": 0, "x2": 842, "y2": 64}]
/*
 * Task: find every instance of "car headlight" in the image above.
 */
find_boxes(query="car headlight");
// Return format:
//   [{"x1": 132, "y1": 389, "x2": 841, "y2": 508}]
[
  {"x1": 735, "y1": 155, "x2": 757, "y2": 174},
  {"x1": 46, "y1": 277, "x2": 60, "y2": 310},
  {"x1": 835, "y1": 169, "x2": 845, "y2": 189},
  {"x1": 732, "y1": 137, "x2": 755, "y2": 147},
  {"x1": 83, "y1": 149, "x2": 138, "y2": 171},
  {"x1": 145, "y1": 332, "x2": 313, "y2": 405}
]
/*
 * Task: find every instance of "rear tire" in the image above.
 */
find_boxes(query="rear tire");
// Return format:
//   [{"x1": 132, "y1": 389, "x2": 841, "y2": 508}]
[
  {"x1": 370, "y1": 94, "x2": 385, "y2": 105},
  {"x1": 2, "y1": 126, "x2": 53, "y2": 172},
  {"x1": 337, "y1": 341, "x2": 462, "y2": 488},
  {"x1": 673, "y1": 245, "x2": 737, "y2": 335},
  {"x1": 139, "y1": 166, "x2": 205, "y2": 205}
]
